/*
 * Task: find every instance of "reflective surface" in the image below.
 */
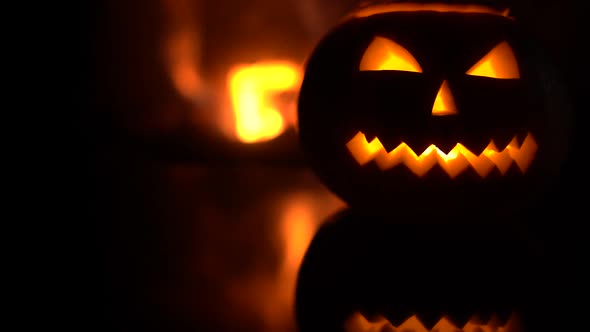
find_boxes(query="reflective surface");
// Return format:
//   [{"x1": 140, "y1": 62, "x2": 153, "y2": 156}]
[
  {"x1": 76, "y1": 1, "x2": 583, "y2": 332},
  {"x1": 89, "y1": 152, "x2": 345, "y2": 332}
]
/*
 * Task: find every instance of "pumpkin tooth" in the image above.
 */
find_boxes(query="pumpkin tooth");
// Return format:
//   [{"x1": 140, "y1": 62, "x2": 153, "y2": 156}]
[
  {"x1": 516, "y1": 130, "x2": 529, "y2": 146},
  {"x1": 397, "y1": 315, "x2": 429, "y2": 332},
  {"x1": 494, "y1": 309, "x2": 514, "y2": 326},
  {"x1": 435, "y1": 140, "x2": 459, "y2": 155},
  {"x1": 449, "y1": 312, "x2": 472, "y2": 330},
  {"x1": 380, "y1": 138, "x2": 402, "y2": 153},
  {"x1": 493, "y1": 131, "x2": 514, "y2": 151},
  {"x1": 381, "y1": 324, "x2": 396, "y2": 332},
  {"x1": 431, "y1": 316, "x2": 461, "y2": 332},
  {"x1": 418, "y1": 313, "x2": 446, "y2": 330},
  {"x1": 384, "y1": 310, "x2": 413, "y2": 327},
  {"x1": 403, "y1": 136, "x2": 431, "y2": 157},
  {"x1": 504, "y1": 311, "x2": 522, "y2": 332},
  {"x1": 465, "y1": 136, "x2": 491, "y2": 156},
  {"x1": 469, "y1": 312, "x2": 490, "y2": 326},
  {"x1": 364, "y1": 132, "x2": 378, "y2": 144}
]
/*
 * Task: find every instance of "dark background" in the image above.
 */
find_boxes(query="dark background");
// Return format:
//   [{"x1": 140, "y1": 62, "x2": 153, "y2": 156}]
[{"x1": 69, "y1": 0, "x2": 584, "y2": 331}]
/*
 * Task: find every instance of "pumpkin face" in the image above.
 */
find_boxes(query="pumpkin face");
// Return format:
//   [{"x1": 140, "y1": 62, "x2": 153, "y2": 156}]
[
  {"x1": 297, "y1": 3, "x2": 570, "y2": 215},
  {"x1": 344, "y1": 311, "x2": 522, "y2": 332},
  {"x1": 295, "y1": 210, "x2": 558, "y2": 332}
]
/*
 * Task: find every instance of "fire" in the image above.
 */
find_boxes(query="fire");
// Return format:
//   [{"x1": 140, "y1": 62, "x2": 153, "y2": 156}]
[
  {"x1": 346, "y1": 132, "x2": 537, "y2": 178},
  {"x1": 162, "y1": 0, "x2": 203, "y2": 101},
  {"x1": 281, "y1": 198, "x2": 316, "y2": 272},
  {"x1": 161, "y1": 0, "x2": 303, "y2": 144},
  {"x1": 257, "y1": 193, "x2": 344, "y2": 330},
  {"x1": 229, "y1": 192, "x2": 346, "y2": 331},
  {"x1": 166, "y1": 30, "x2": 203, "y2": 100},
  {"x1": 228, "y1": 62, "x2": 302, "y2": 143}
]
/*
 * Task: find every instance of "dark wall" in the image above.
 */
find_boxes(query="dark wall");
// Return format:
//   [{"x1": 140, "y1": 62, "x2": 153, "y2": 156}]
[{"x1": 73, "y1": 1, "x2": 584, "y2": 331}]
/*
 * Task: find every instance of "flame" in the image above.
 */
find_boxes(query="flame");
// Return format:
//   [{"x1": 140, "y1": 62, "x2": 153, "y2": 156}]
[
  {"x1": 242, "y1": 192, "x2": 345, "y2": 331},
  {"x1": 162, "y1": 0, "x2": 203, "y2": 100},
  {"x1": 228, "y1": 62, "x2": 302, "y2": 143},
  {"x1": 166, "y1": 30, "x2": 203, "y2": 99},
  {"x1": 245, "y1": 196, "x2": 317, "y2": 330},
  {"x1": 281, "y1": 199, "x2": 316, "y2": 272},
  {"x1": 344, "y1": 312, "x2": 522, "y2": 332},
  {"x1": 162, "y1": 0, "x2": 303, "y2": 144},
  {"x1": 351, "y1": 3, "x2": 512, "y2": 19},
  {"x1": 346, "y1": 132, "x2": 537, "y2": 178},
  {"x1": 274, "y1": 193, "x2": 345, "y2": 320}
]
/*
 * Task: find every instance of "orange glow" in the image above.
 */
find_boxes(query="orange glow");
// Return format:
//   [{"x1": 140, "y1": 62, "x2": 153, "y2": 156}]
[
  {"x1": 281, "y1": 197, "x2": 317, "y2": 275},
  {"x1": 228, "y1": 62, "x2": 302, "y2": 143},
  {"x1": 360, "y1": 36, "x2": 422, "y2": 73},
  {"x1": 432, "y1": 80, "x2": 457, "y2": 116},
  {"x1": 166, "y1": 30, "x2": 204, "y2": 99},
  {"x1": 346, "y1": 132, "x2": 537, "y2": 178},
  {"x1": 255, "y1": 193, "x2": 345, "y2": 331},
  {"x1": 344, "y1": 312, "x2": 522, "y2": 332},
  {"x1": 223, "y1": 190, "x2": 345, "y2": 332},
  {"x1": 256, "y1": 195, "x2": 317, "y2": 331},
  {"x1": 467, "y1": 42, "x2": 520, "y2": 79},
  {"x1": 162, "y1": 0, "x2": 203, "y2": 100},
  {"x1": 351, "y1": 3, "x2": 512, "y2": 19}
]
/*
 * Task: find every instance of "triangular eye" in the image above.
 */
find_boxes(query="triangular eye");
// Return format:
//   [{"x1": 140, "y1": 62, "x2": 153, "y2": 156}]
[
  {"x1": 466, "y1": 41, "x2": 520, "y2": 79},
  {"x1": 360, "y1": 36, "x2": 422, "y2": 73}
]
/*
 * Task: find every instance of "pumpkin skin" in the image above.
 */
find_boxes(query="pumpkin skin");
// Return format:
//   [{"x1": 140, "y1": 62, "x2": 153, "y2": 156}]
[
  {"x1": 297, "y1": 4, "x2": 570, "y2": 216},
  {"x1": 295, "y1": 209, "x2": 560, "y2": 332}
]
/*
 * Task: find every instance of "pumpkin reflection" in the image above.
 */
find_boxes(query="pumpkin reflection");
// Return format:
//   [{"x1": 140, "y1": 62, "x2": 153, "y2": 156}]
[
  {"x1": 345, "y1": 312, "x2": 522, "y2": 332},
  {"x1": 295, "y1": 210, "x2": 555, "y2": 332}
]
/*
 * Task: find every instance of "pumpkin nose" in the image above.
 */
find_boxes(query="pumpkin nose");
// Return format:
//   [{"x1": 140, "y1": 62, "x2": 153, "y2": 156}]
[{"x1": 431, "y1": 80, "x2": 457, "y2": 116}]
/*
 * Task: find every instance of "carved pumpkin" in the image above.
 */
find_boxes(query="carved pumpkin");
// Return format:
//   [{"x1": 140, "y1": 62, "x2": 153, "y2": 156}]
[
  {"x1": 295, "y1": 210, "x2": 560, "y2": 332},
  {"x1": 297, "y1": 2, "x2": 571, "y2": 215}
]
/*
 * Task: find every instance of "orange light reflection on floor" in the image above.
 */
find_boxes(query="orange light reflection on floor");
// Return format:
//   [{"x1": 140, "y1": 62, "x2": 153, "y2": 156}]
[
  {"x1": 263, "y1": 193, "x2": 345, "y2": 331},
  {"x1": 344, "y1": 311, "x2": 522, "y2": 332}
]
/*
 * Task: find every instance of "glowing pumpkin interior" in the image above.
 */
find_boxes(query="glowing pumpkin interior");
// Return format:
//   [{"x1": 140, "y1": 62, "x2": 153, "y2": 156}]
[
  {"x1": 346, "y1": 132, "x2": 537, "y2": 178},
  {"x1": 345, "y1": 312, "x2": 522, "y2": 332},
  {"x1": 347, "y1": 33, "x2": 532, "y2": 178}
]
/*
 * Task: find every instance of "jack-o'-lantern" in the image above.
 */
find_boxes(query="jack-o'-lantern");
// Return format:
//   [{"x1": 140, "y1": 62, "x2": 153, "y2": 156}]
[
  {"x1": 297, "y1": 2, "x2": 571, "y2": 216},
  {"x1": 295, "y1": 209, "x2": 562, "y2": 332}
]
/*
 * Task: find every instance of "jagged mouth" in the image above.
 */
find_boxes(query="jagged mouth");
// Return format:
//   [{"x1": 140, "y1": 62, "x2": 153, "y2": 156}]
[
  {"x1": 346, "y1": 131, "x2": 537, "y2": 178},
  {"x1": 344, "y1": 311, "x2": 522, "y2": 332}
]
